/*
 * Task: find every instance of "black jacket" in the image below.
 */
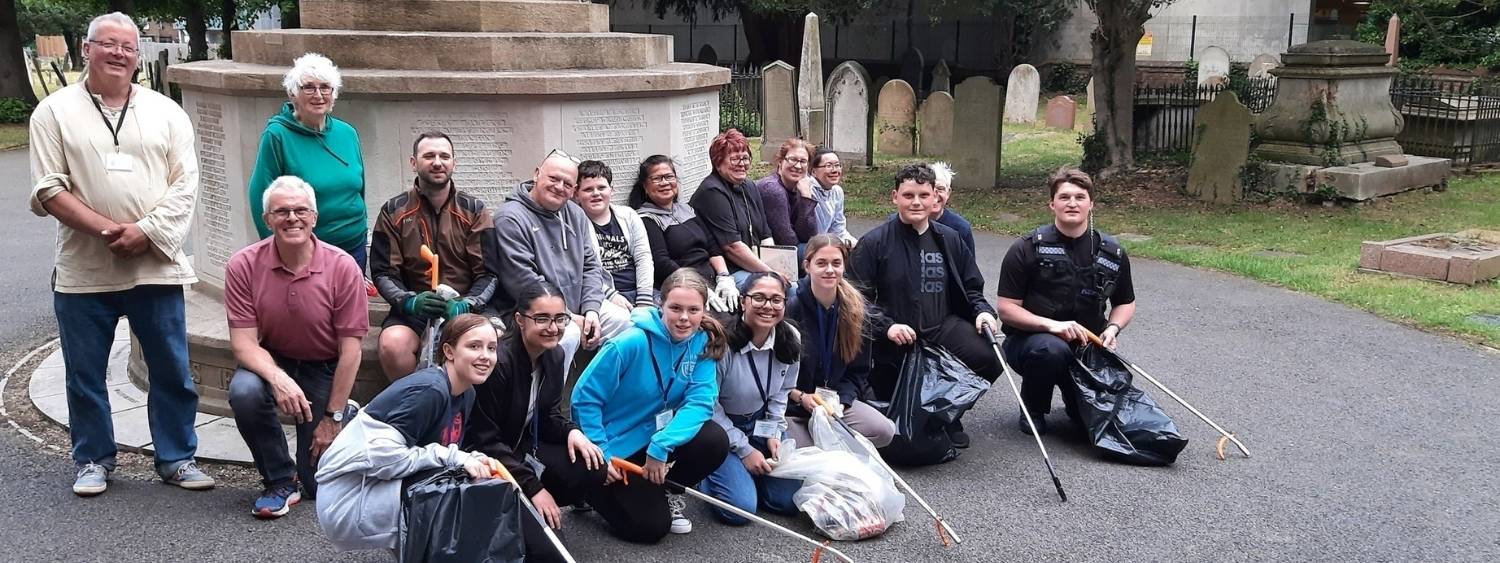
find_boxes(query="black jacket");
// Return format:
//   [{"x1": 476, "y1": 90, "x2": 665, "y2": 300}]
[
  {"x1": 689, "y1": 171, "x2": 772, "y2": 251},
  {"x1": 849, "y1": 217, "x2": 994, "y2": 334},
  {"x1": 786, "y1": 280, "x2": 873, "y2": 409},
  {"x1": 462, "y1": 337, "x2": 576, "y2": 497}
]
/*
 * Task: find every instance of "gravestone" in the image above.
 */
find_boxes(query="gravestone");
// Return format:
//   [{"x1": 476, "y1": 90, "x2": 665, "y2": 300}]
[
  {"x1": 762, "y1": 60, "x2": 798, "y2": 161},
  {"x1": 824, "y1": 60, "x2": 872, "y2": 165},
  {"x1": 1085, "y1": 76, "x2": 1095, "y2": 124},
  {"x1": 797, "y1": 12, "x2": 826, "y2": 145},
  {"x1": 930, "y1": 59, "x2": 952, "y2": 94},
  {"x1": 899, "y1": 47, "x2": 925, "y2": 93},
  {"x1": 876, "y1": 79, "x2": 917, "y2": 156},
  {"x1": 1248, "y1": 54, "x2": 1279, "y2": 78},
  {"x1": 1197, "y1": 46, "x2": 1230, "y2": 85},
  {"x1": 952, "y1": 76, "x2": 1002, "y2": 188},
  {"x1": 1385, "y1": 14, "x2": 1401, "y2": 66},
  {"x1": 696, "y1": 44, "x2": 718, "y2": 65},
  {"x1": 1004, "y1": 63, "x2": 1040, "y2": 124},
  {"x1": 1044, "y1": 96, "x2": 1076, "y2": 130},
  {"x1": 918, "y1": 91, "x2": 954, "y2": 156},
  {"x1": 1187, "y1": 91, "x2": 1251, "y2": 203}
]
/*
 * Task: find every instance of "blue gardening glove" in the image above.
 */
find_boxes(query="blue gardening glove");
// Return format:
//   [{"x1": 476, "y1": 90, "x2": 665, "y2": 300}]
[
  {"x1": 444, "y1": 298, "x2": 472, "y2": 320},
  {"x1": 404, "y1": 291, "x2": 447, "y2": 320}
]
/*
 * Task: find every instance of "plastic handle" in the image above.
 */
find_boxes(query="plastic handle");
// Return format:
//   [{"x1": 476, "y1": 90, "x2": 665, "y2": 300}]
[
  {"x1": 611, "y1": 457, "x2": 645, "y2": 476},
  {"x1": 1081, "y1": 327, "x2": 1105, "y2": 348},
  {"x1": 420, "y1": 244, "x2": 439, "y2": 290},
  {"x1": 807, "y1": 392, "x2": 838, "y2": 418},
  {"x1": 488, "y1": 458, "x2": 515, "y2": 482}
]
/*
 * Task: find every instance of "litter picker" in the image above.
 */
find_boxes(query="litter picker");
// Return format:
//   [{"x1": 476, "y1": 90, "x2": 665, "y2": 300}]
[
  {"x1": 609, "y1": 457, "x2": 855, "y2": 563},
  {"x1": 1080, "y1": 329, "x2": 1251, "y2": 459},
  {"x1": 416, "y1": 245, "x2": 460, "y2": 368},
  {"x1": 982, "y1": 327, "x2": 1068, "y2": 502},
  {"x1": 484, "y1": 459, "x2": 579, "y2": 563},
  {"x1": 808, "y1": 394, "x2": 962, "y2": 546}
]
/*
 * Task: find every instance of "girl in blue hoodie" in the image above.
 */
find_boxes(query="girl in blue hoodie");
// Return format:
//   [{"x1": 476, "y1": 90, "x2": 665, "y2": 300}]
[{"x1": 571, "y1": 269, "x2": 730, "y2": 543}]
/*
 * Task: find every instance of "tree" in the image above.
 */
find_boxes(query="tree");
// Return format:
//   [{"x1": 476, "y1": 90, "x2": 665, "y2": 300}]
[
  {"x1": 18, "y1": 0, "x2": 93, "y2": 69},
  {"x1": 643, "y1": 0, "x2": 873, "y2": 65},
  {"x1": 1356, "y1": 0, "x2": 1500, "y2": 69},
  {"x1": 1085, "y1": 0, "x2": 1175, "y2": 178},
  {"x1": 2, "y1": 0, "x2": 39, "y2": 104}
]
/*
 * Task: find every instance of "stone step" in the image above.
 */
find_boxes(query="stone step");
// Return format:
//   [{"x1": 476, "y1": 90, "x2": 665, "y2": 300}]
[
  {"x1": 233, "y1": 29, "x2": 671, "y2": 72},
  {"x1": 300, "y1": 0, "x2": 610, "y2": 33},
  {"x1": 168, "y1": 61, "x2": 728, "y2": 96}
]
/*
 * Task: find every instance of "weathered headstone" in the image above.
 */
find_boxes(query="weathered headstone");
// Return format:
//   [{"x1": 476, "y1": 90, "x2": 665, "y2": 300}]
[
  {"x1": 1248, "y1": 54, "x2": 1279, "y2": 78},
  {"x1": 1385, "y1": 14, "x2": 1401, "y2": 66},
  {"x1": 876, "y1": 79, "x2": 917, "y2": 156},
  {"x1": 930, "y1": 59, "x2": 952, "y2": 94},
  {"x1": 1187, "y1": 91, "x2": 1251, "y2": 203},
  {"x1": 1197, "y1": 46, "x2": 1230, "y2": 85},
  {"x1": 899, "y1": 47, "x2": 925, "y2": 93},
  {"x1": 918, "y1": 91, "x2": 954, "y2": 156},
  {"x1": 825, "y1": 60, "x2": 872, "y2": 166},
  {"x1": 1084, "y1": 76, "x2": 1095, "y2": 123},
  {"x1": 695, "y1": 44, "x2": 718, "y2": 66},
  {"x1": 762, "y1": 61, "x2": 798, "y2": 161},
  {"x1": 952, "y1": 76, "x2": 1002, "y2": 188},
  {"x1": 1044, "y1": 96, "x2": 1076, "y2": 130},
  {"x1": 797, "y1": 12, "x2": 826, "y2": 146},
  {"x1": 1004, "y1": 63, "x2": 1040, "y2": 124}
]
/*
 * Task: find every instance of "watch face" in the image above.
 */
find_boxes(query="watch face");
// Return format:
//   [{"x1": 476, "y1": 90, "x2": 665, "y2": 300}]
[{"x1": 331, "y1": 411, "x2": 343, "y2": 422}]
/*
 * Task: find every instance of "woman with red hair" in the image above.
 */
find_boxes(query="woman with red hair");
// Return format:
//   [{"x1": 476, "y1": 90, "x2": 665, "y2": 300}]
[{"x1": 688, "y1": 129, "x2": 775, "y2": 311}]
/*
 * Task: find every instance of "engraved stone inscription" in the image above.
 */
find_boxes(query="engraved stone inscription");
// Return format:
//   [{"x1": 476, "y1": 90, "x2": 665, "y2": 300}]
[
  {"x1": 678, "y1": 99, "x2": 714, "y2": 190},
  {"x1": 570, "y1": 107, "x2": 647, "y2": 189},
  {"x1": 412, "y1": 114, "x2": 515, "y2": 206},
  {"x1": 194, "y1": 100, "x2": 234, "y2": 277}
]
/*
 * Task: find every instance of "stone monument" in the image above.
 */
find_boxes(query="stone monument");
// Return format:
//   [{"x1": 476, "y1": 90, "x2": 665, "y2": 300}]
[
  {"x1": 1197, "y1": 46, "x2": 1230, "y2": 85},
  {"x1": 1044, "y1": 96, "x2": 1076, "y2": 130},
  {"x1": 762, "y1": 60, "x2": 798, "y2": 157},
  {"x1": 918, "y1": 91, "x2": 954, "y2": 156},
  {"x1": 824, "y1": 60, "x2": 872, "y2": 166},
  {"x1": 166, "y1": 0, "x2": 728, "y2": 413},
  {"x1": 952, "y1": 76, "x2": 1002, "y2": 189},
  {"x1": 876, "y1": 79, "x2": 917, "y2": 155},
  {"x1": 1253, "y1": 40, "x2": 1449, "y2": 200},
  {"x1": 1249, "y1": 54, "x2": 1279, "y2": 79},
  {"x1": 1187, "y1": 92, "x2": 1251, "y2": 203},
  {"x1": 797, "y1": 12, "x2": 826, "y2": 146},
  {"x1": 930, "y1": 59, "x2": 952, "y2": 94},
  {"x1": 1004, "y1": 64, "x2": 1040, "y2": 124}
]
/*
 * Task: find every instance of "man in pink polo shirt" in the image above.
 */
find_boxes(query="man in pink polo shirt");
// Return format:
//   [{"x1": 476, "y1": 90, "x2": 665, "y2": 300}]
[{"x1": 224, "y1": 176, "x2": 368, "y2": 519}]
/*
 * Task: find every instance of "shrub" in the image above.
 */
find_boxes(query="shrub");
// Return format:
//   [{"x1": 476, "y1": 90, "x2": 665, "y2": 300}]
[{"x1": 0, "y1": 98, "x2": 34, "y2": 124}]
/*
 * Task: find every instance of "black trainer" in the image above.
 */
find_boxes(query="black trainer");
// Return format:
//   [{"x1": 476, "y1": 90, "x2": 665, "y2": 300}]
[
  {"x1": 1018, "y1": 412, "x2": 1049, "y2": 436},
  {"x1": 946, "y1": 420, "x2": 971, "y2": 449}
]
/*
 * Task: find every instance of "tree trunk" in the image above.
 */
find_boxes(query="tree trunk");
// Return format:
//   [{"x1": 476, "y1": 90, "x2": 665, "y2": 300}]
[
  {"x1": 0, "y1": 0, "x2": 38, "y2": 104},
  {"x1": 991, "y1": 9, "x2": 1016, "y2": 80},
  {"x1": 1089, "y1": 1, "x2": 1151, "y2": 178},
  {"x1": 280, "y1": 0, "x2": 299, "y2": 29},
  {"x1": 108, "y1": 0, "x2": 133, "y2": 15},
  {"x1": 219, "y1": 0, "x2": 237, "y2": 59},
  {"x1": 738, "y1": 6, "x2": 801, "y2": 66},
  {"x1": 185, "y1": 1, "x2": 209, "y2": 61},
  {"x1": 61, "y1": 28, "x2": 83, "y2": 70}
]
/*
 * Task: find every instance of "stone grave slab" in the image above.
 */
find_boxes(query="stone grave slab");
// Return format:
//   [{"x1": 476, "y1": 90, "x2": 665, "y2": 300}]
[
  {"x1": 1198, "y1": 46, "x2": 1230, "y2": 84},
  {"x1": 1044, "y1": 96, "x2": 1076, "y2": 130},
  {"x1": 1004, "y1": 64, "x2": 1040, "y2": 124},
  {"x1": 825, "y1": 61, "x2": 872, "y2": 165},
  {"x1": 762, "y1": 61, "x2": 798, "y2": 160},
  {"x1": 919, "y1": 91, "x2": 954, "y2": 156},
  {"x1": 1360, "y1": 230, "x2": 1500, "y2": 284},
  {"x1": 931, "y1": 59, "x2": 951, "y2": 94},
  {"x1": 876, "y1": 79, "x2": 917, "y2": 156},
  {"x1": 952, "y1": 76, "x2": 1003, "y2": 189},
  {"x1": 1187, "y1": 92, "x2": 1252, "y2": 203}
]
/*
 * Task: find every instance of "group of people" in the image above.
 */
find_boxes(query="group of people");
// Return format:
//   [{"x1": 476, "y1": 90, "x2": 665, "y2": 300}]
[{"x1": 29, "y1": 11, "x2": 1139, "y2": 560}]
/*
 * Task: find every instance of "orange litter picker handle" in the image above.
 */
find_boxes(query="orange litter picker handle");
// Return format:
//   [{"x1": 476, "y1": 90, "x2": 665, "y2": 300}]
[
  {"x1": 808, "y1": 392, "x2": 840, "y2": 418},
  {"x1": 419, "y1": 244, "x2": 439, "y2": 290}
]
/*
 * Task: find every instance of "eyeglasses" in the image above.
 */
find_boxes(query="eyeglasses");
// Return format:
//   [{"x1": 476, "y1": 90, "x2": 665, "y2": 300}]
[
  {"x1": 518, "y1": 313, "x2": 572, "y2": 327},
  {"x1": 88, "y1": 40, "x2": 138, "y2": 55},
  {"x1": 815, "y1": 162, "x2": 844, "y2": 170},
  {"x1": 784, "y1": 157, "x2": 809, "y2": 166},
  {"x1": 727, "y1": 156, "x2": 752, "y2": 166},
  {"x1": 547, "y1": 148, "x2": 582, "y2": 165},
  {"x1": 744, "y1": 293, "x2": 786, "y2": 308},
  {"x1": 299, "y1": 84, "x2": 334, "y2": 96},
  {"x1": 649, "y1": 174, "x2": 678, "y2": 185},
  {"x1": 269, "y1": 207, "x2": 314, "y2": 219}
]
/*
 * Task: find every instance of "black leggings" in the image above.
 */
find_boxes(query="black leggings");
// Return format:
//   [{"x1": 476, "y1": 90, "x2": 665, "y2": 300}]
[
  {"x1": 518, "y1": 441, "x2": 604, "y2": 562},
  {"x1": 870, "y1": 314, "x2": 1003, "y2": 399},
  {"x1": 584, "y1": 423, "x2": 730, "y2": 544}
]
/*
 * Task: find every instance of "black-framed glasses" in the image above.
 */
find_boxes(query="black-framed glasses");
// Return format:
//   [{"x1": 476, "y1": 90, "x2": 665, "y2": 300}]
[
  {"x1": 518, "y1": 312, "x2": 572, "y2": 327},
  {"x1": 815, "y1": 162, "x2": 844, "y2": 170},
  {"x1": 727, "y1": 155, "x2": 752, "y2": 165},
  {"x1": 269, "y1": 207, "x2": 314, "y2": 219},
  {"x1": 649, "y1": 173, "x2": 678, "y2": 185},
  {"x1": 547, "y1": 148, "x2": 582, "y2": 165},
  {"x1": 744, "y1": 293, "x2": 786, "y2": 307},
  {"x1": 88, "y1": 40, "x2": 138, "y2": 55}
]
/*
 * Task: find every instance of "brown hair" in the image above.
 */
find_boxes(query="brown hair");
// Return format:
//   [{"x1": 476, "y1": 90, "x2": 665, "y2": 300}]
[
  {"x1": 773, "y1": 138, "x2": 813, "y2": 165},
  {"x1": 803, "y1": 234, "x2": 867, "y2": 364},
  {"x1": 1047, "y1": 167, "x2": 1094, "y2": 197},
  {"x1": 440, "y1": 313, "x2": 498, "y2": 363},
  {"x1": 660, "y1": 268, "x2": 727, "y2": 361},
  {"x1": 709, "y1": 129, "x2": 751, "y2": 170}
]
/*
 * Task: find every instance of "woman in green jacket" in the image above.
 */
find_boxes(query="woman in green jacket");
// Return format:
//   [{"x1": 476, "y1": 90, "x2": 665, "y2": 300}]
[{"x1": 248, "y1": 53, "x2": 369, "y2": 270}]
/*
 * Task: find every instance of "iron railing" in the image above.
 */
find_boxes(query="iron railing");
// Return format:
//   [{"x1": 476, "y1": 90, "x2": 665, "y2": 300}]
[
  {"x1": 1390, "y1": 75, "x2": 1500, "y2": 167},
  {"x1": 719, "y1": 64, "x2": 763, "y2": 137},
  {"x1": 1132, "y1": 78, "x2": 1278, "y2": 155}
]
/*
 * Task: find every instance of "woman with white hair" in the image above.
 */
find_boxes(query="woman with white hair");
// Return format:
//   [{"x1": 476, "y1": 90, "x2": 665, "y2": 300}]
[{"x1": 247, "y1": 53, "x2": 369, "y2": 270}]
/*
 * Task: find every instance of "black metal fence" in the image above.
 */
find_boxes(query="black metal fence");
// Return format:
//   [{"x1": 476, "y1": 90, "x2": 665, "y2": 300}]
[
  {"x1": 1132, "y1": 78, "x2": 1278, "y2": 155},
  {"x1": 719, "y1": 64, "x2": 763, "y2": 137},
  {"x1": 1391, "y1": 75, "x2": 1500, "y2": 167}
]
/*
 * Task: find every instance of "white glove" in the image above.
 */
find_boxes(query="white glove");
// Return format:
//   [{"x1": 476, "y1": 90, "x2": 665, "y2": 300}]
[
  {"x1": 706, "y1": 291, "x2": 730, "y2": 313},
  {"x1": 714, "y1": 275, "x2": 740, "y2": 312},
  {"x1": 434, "y1": 284, "x2": 461, "y2": 300}
]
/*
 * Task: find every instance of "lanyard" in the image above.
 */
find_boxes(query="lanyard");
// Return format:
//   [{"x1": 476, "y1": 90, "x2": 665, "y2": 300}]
[
  {"x1": 817, "y1": 303, "x2": 837, "y2": 387},
  {"x1": 730, "y1": 180, "x2": 759, "y2": 247},
  {"x1": 745, "y1": 348, "x2": 775, "y2": 415},
  {"x1": 85, "y1": 84, "x2": 132, "y2": 149},
  {"x1": 646, "y1": 338, "x2": 688, "y2": 404}
]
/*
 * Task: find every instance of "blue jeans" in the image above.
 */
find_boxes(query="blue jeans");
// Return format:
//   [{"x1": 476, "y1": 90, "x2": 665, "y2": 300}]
[
  {"x1": 228, "y1": 360, "x2": 335, "y2": 495},
  {"x1": 345, "y1": 240, "x2": 368, "y2": 275},
  {"x1": 54, "y1": 285, "x2": 198, "y2": 471},
  {"x1": 698, "y1": 416, "x2": 802, "y2": 525}
]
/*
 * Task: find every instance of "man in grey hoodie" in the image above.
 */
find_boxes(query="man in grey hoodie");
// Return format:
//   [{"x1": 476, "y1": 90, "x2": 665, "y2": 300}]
[{"x1": 494, "y1": 152, "x2": 633, "y2": 375}]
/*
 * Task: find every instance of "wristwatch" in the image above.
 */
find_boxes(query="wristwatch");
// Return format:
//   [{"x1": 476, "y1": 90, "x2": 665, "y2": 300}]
[
  {"x1": 1105, "y1": 322, "x2": 1123, "y2": 334},
  {"x1": 326, "y1": 409, "x2": 344, "y2": 423}
]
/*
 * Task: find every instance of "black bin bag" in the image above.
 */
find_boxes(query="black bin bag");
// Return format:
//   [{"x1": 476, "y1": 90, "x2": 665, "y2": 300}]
[
  {"x1": 1071, "y1": 344, "x2": 1188, "y2": 466},
  {"x1": 875, "y1": 343, "x2": 991, "y2": 466},
  {"x1": 400, "y1": 467, "x2": 524, "y2": 563}
]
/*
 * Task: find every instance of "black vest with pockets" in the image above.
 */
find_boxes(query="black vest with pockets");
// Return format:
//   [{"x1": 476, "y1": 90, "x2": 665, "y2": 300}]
[{"x1": 1018, "y1": 225, "x2": 1123, "y2": 333}]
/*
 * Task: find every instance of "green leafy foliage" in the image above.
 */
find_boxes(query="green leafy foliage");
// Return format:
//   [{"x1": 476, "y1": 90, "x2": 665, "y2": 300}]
[
  {"x1": 1357, "y1": 0, "x2": 1500, "y2": 70},
  {"x1": 0, "y1": 98, "x2": 35, "y2": 124}
]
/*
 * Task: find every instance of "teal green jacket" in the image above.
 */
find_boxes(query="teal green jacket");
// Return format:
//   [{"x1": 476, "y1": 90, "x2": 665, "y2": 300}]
[{"x1": 248, "y1": 102, "x2": 367, "y2": 254}]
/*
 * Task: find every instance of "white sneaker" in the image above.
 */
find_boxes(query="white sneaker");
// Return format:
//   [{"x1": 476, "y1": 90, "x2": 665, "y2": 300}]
[{"x1": 667, "y1": 493, "x2": 692, "y2": 534}]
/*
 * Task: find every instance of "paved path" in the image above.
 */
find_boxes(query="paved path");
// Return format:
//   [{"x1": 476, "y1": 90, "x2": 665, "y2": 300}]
[{"x1": 2, "y1": 143, "x2": 1497, "y2": 561}]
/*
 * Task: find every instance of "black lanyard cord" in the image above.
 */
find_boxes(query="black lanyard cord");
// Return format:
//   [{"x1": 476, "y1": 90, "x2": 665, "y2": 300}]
[{"x1": 85, "y1": 84, "x2": 132, "y2": 149}]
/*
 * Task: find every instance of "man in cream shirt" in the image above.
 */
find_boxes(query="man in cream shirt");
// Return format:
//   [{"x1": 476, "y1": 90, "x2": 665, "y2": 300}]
[{"x1": 29, "y1": 12, "x2": 214, "y2": 496}]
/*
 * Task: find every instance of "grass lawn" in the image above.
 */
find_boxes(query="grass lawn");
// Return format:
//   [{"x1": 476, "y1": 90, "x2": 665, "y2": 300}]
[
  {"x1": 825, "y1": 109, "x2": 1500, "y2": 349},
  {"x1": 0, "y1": 124, "x2": 26, "y2": 151}
]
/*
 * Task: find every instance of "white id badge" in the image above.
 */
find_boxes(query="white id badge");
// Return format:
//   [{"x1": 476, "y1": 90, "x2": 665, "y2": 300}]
[
  {"x1": 105, "y1": 152, "x2": 134, "y2": 172},
  {"x1": 524, "y1": 453, "x2": 546, "y2": 476},
  {"x1": 655, "y1": 410, "x2": 675, "y2": 430},
  {"x1": 752, "y1": 418, "x2": 781, "y2": 439}
]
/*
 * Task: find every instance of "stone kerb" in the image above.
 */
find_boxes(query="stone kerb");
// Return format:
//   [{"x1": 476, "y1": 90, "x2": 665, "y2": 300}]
[
  {"x1": 1004, "y1": 64, "x2": 1040, "y2": 124},
  {"x1": 876, "y1": 79, "x2": 917, "y2": 156},
  {"x1": 952, "y1": 76, "x2": 1002, "y2": 189},
  {"x1": 824, "y1": 60, "x2": 872, "y2": 166},
  {"x1": 300, "y1": 0, "x2": 610, "y2": 33},
  {"x1": 918, "y1": 91, "x2": 954, "y2": 156}
]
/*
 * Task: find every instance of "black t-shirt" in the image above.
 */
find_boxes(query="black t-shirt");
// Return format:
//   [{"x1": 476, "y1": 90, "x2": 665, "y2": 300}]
[
  {"x1": 690, "y1": 174, "x2": 772, "y2": 252},
  {"x1": 915, "y1": 229, "x2": 950, "y2": 331},
  {"x1": 996, "y1": 230, "x2": 1136, "y2": 307},
  {"x1": 364, "y1": 366, "x2": 475, "y2": 446},
  {"x1": 592, "y1": 214, "x2": 635, "y2": 292},
  {"x1": 642, "y1": 213, "x2": 721, "y2": 286}
]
